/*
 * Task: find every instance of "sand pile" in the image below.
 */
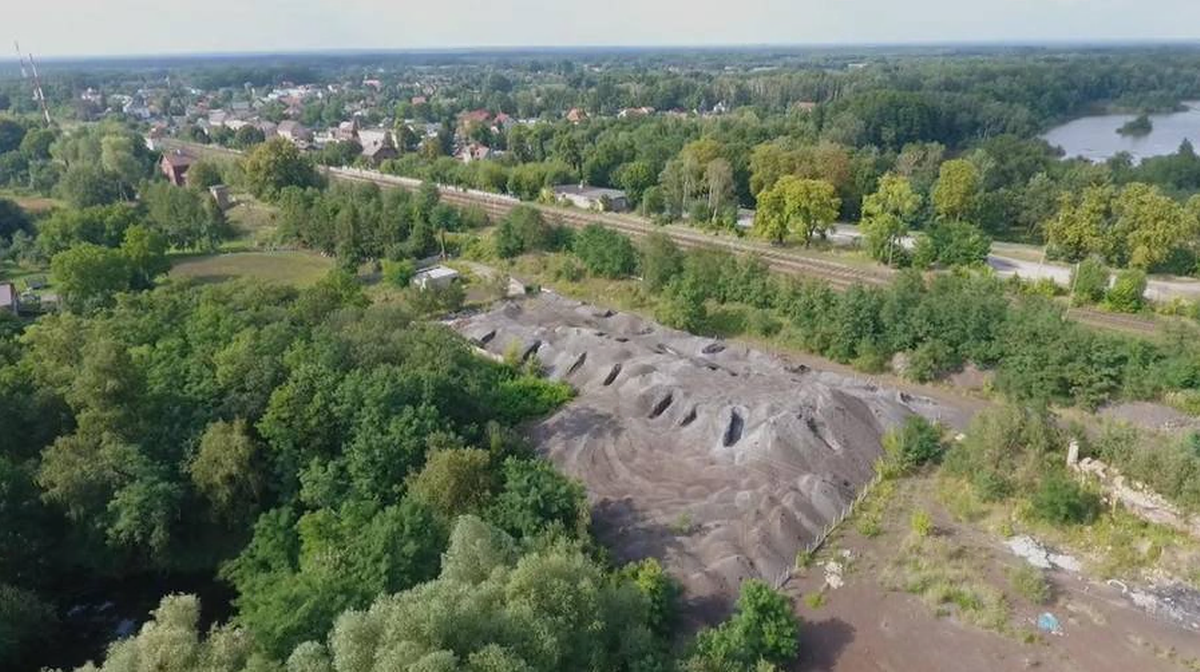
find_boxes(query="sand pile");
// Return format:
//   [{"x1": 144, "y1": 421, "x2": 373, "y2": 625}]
[{"x1": 454, "y1": 294, "x2": 950, "y2": 600}]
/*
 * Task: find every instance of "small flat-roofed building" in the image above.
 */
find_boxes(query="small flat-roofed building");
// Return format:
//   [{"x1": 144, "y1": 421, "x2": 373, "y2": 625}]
[
  {"x1": 551, "y1": 184, "x2": 630, "y2": 212},
  {"x1": 209, "y1": 185, "x2": 232, "y2": 210},
  {"x1": 412, "y1": 265, "x2": 460, "y2": 291}
]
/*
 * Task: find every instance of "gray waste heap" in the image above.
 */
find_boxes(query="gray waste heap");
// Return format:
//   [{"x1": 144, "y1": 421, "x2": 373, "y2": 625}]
[{"x1": 454, "y1": 293, "x2": 946, "y2": 599}]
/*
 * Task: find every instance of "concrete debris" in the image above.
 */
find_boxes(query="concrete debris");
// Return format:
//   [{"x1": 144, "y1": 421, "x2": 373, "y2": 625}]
[
  {"x1": 1007, "y1": 535, "x2": 1082, "y2": 573},
  {"x1": 1071, "y1": 456, "x2": 1200, "y2": 539},
  {"x1": 453, "y1": 293, "x2": 957, "y2": 600},
  {"x1": 1128, "y1": 584, "x2": 1200, "y2": 632},
  {"x1": 824, "y1": 560, "x2": 845, "y2": 590}
]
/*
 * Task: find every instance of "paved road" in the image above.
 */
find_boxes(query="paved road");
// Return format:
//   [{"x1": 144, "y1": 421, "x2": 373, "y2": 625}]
[{"x1": 831, "y1": 224, "x2": 1200, "y2": 302}]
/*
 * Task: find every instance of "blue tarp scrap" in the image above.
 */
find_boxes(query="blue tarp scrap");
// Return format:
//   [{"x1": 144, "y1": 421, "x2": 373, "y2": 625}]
[{"x1": 1037, "y1": 612, "x2": 1062, "y2": 634}]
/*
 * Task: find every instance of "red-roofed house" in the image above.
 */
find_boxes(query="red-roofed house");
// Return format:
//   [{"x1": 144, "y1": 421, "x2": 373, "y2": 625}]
[
  {"x1": 0, "y1": 283, "x2": 18, "y2": 316},
  {"x1": 160, "y1": 149, "x2": 196, "y2": 186},
  {"x1": 460, "y1": 109, "x2": 492, "y2": 125}
]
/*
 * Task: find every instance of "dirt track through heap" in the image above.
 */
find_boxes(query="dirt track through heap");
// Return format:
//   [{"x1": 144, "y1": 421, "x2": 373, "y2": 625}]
[{"x1": 454, "y1": 294, "x2": 953, "y2": 601}]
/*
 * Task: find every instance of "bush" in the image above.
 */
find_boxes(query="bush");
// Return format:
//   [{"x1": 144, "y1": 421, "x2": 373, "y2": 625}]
[
  {"x1": 910, "y1": 510, "x2": 934, "y2": 537},
  {"x1": 572, "y1": 224, "x2": 637, "y2": 278},
  {"x1": 491, "y1": 375, "x2": 574, "y2": 423},
  {"x1": 883, "y1": 416, "x2": 944, "y2": 473},
  {"x1": 1104, "y1": 268, "x2": 1147, "y2": 313},
  {"x1": 1071, "y1": 257, "x2": 1109, "y2": 306},
  {"x1": 1031, "y1": 473, "x2": 1100, "y2": 525},
  {"x1": 691, "y1": 579, "x2": 800, "y2": 669},
  {"x1": 620, "y1": 558, "x2": 679, "y2": 636},
  {"x1": 912, "y1": 220, "x2": 991, "y2": 269},
  {"x1": 904, "y1": 339, "x2": 957, "y2": 382},
  {"x1": 639, "y1": 232, "x2": 684, "y2": 293},
  {"x1": 381, "y1": 258, "x2": 416, "y2": 288},
  {"x1": 1007, "y1": 565, "x2": 1052, "y2": 604},
  {"x1": 656, "y1": 276, "x2": 708, "y2": 333},
  {"x1": 494, "y1": 205, "x2": 550, "y2": 258}
]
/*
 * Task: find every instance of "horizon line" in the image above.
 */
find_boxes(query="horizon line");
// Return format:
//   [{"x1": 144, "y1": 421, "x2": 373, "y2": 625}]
[{"x1": 6, "y1": 37, "x2": 1200, "y2": 64}]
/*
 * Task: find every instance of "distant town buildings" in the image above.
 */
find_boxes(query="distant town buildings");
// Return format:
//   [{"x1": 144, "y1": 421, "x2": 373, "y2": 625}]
[
  {"x1": 358, "y1": 129, "x2": 398, "y2": 164},
  {"x1": 276, "y1": 121, "x2": 313, "y2": 147}
]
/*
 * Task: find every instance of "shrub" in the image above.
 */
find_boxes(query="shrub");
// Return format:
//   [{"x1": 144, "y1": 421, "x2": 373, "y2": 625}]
[
  {"x1": 1007, "y1": 565, "x2": 1052, "y2": 604},
  {"x1": 910, "y1": 510, "x2": 934, "y2": 537},
  {"x1": 1031, "y1": 473, "x2": 1100, "y2": 525},
  {"x1": 1104, "y1": 268, "x2": 1147, "y2": 313},
  {"x1": 620, "y1": 558, "x2": 679, "y2": 636},
  {"x1": 912, "y1": 220, "x2": 990, "y2": 268},
  {"x1": 803, "y1": 592, "x2": 827, "y2": 609},
  {"x1": 548, "y1": 255, "x2": 585, "y2": 282},
  {"x1": 883, "y1": 416, "x2": 944, "y2": 473},
  {"x1": 381, "y1": 258, "x2": 416, "y2": 288},
  {"x1": 656, "y1": 276, "x2": 708, "y2": 333},
  {"x1": 572, "y1": 224, "x2": 637, "y2": 278},
  {"x1": 1071, "y1": 257, "x2": 1109, "y2": 306},
  {"x1": 904, "y1": 339, "x2": 956, "y2": 382},
  {"x1": 491, "y1": 375, "x2": 574, "y2": 423},
  {"x1": 639, "y1": 232, "x2": 684, "y2": 293},
  {"x1": 691, "y1": 579, "x2": 800, "y2": 668}
]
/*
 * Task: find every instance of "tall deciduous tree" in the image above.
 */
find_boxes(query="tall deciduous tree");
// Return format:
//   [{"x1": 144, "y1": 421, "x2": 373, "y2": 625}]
[
  {"x1": 932, "y1": 159, "x2": 981, "y2": 222},
  {"x1": 754, "y1": 176, "x2": 840, "y2": 245},
  {"x1": 862, "y1": 173, "x2": 921, "y2": 265},
  {"x1": 243, "y1": 138, "x2": 321, "y2": 201}
]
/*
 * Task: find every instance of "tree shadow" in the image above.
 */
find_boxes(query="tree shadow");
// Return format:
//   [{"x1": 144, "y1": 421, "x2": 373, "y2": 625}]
[{"x1": 796, "y1": 617, "x2": 857, "y2": 671}]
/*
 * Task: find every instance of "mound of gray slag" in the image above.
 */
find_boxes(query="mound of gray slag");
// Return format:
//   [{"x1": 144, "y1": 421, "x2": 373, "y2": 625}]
[{"x1": 453, "y1": 293, "x2": 951, "y2": 600}]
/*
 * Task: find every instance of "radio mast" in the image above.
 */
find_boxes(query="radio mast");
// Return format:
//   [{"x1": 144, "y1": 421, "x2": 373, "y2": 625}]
[{"x1": 13, "y1": 41, "x2": 52, "y2": 126}]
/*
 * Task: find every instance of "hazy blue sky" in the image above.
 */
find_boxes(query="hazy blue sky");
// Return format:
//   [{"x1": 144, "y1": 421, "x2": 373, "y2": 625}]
[{"x1": 11, "y1": 0, "x2": 1200, "y2": 57}]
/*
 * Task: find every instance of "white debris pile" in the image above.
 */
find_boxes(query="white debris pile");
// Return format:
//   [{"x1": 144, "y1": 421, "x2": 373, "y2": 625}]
[{"x1": 1007, "y1": 535, "x2": 1082, "y2": 573}]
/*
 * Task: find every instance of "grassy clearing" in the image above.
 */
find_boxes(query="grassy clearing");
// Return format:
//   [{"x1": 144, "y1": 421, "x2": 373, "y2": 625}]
[
  {"x1": 170, "y1": 251, "x2": 334, "y2": 288},
  {"x1": 0, "y1": 189, "x2": 63, "y2": 214},
  {"x1": 879, "y1": 531, "x2": 1015, "y2": 634},
  {"x1": 224, "y1": 198, "x2": 279, "y2": 249}
]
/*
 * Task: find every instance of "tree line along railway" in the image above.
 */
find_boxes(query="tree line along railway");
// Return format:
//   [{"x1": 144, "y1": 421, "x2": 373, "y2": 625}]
[{"x1": 158, "y1": 138, "x2": 1161, "y2": 336}]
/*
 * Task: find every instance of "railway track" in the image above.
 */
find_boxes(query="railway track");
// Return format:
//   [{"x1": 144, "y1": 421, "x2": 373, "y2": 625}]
[{"x1": 161, "y1": 139, "x2": 1162, "y2": 335}]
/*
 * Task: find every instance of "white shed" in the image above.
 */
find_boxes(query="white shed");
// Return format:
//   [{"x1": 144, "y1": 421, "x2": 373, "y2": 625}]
[{"x1": 412, "y1": 265, "x2": 460, "y2": 291}]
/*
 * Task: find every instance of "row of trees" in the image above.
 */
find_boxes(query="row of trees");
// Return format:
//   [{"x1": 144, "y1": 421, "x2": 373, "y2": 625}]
[{"x1": 606, "y1": 231, "x2": 1200, "y2": 409}]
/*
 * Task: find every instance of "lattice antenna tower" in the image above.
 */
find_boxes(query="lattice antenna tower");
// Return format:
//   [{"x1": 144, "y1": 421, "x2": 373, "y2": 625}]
[{"x1": 13, "y1": 41, "x2": 52, "y2": 125}]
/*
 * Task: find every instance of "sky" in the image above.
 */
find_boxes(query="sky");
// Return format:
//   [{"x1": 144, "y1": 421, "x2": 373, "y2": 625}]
[{"x1": 9, "y1": 0, "x2": 1200, "y2": 58}]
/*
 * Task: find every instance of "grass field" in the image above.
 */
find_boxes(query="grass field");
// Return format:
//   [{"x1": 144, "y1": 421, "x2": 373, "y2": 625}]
[
  {"x1": 0, "y1": 189, "x2": 63, "y2": 215},
  {"x1": 170, "y1": 251, "x2": 334, "y2": 287},
  {"x1": 224, "y1": 198, "x2": 279, "y2": 248}
]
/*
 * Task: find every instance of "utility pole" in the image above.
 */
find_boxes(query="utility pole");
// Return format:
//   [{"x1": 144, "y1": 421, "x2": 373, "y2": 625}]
[{"x1": 13, "y1": 41, "x2": 52, "y2": 126}]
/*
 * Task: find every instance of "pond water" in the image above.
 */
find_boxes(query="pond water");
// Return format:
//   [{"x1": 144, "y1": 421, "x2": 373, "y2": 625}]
[{"x1": 1041, "y1": 103, "x2": 1200, "y2": 163}]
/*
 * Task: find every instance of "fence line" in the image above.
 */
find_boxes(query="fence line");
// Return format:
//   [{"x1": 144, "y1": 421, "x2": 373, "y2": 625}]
[{"x1": 772, "y1": 470, "x2": 884, "y2": 590}]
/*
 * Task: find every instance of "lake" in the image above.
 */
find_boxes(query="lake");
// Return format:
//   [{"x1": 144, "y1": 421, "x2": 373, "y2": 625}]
[{"x1": 1041, "y1": 103, "x2": 1200, "y2": 163}]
